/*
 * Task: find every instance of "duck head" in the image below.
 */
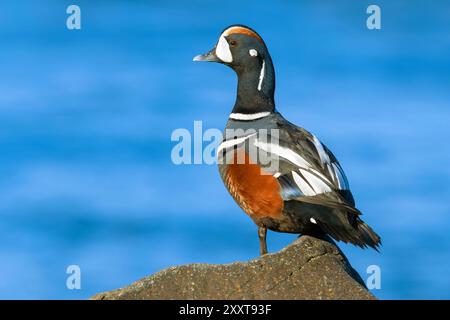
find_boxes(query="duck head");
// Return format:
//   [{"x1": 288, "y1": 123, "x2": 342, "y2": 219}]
[{"x1": 194, "y1": 25, "x2": 276, "y2": 115}]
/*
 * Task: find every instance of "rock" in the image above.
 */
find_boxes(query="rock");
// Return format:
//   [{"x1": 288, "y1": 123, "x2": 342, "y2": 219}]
[{"x1": 91, "y1": 236, "x2": 375, "y2": 300}]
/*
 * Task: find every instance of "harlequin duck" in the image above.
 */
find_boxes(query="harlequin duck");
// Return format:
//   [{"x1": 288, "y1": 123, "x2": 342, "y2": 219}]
[{"x1": 194, "y1": 25, "x2": 381, "y2": 255}]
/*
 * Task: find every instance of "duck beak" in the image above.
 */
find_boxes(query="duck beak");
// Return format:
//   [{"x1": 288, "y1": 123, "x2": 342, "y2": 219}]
[{"x1": 193, "y1": 47, "x2": 221, "y2": 62}]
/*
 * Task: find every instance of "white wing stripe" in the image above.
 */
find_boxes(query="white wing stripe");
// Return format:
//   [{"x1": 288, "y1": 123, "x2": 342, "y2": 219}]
[
  {"x1": 332, "y1": 163, "x2": 349, "y2": 190},
  {"x1": 310, "y1": 168, "x2": 333, "y2": 185},
  {"x1": 327, "y1": 164, "x2": 336, "y2": 183},
  {"x1": 254, "y1": 139, "x2": 336, "y2": 194},
  {"x1": 292, "y1": 171, "x2": 316, "y2": 196},
  {"x1": 312, "y1": 134, "x2": 330, "y2": 164},
  {"x1": 312, "y1": 135, "x2": 349, "y2": 191},
  {"x1": 254, "y1": 139, "x2": 311, "y2": 169},
  {"x1": 299, "y1": 168, "x2": 332, "y2": 194}
]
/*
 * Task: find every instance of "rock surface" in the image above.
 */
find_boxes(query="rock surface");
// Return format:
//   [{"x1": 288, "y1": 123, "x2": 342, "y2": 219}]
[{"x1": 91, "y1": 236, "x2": 375, "y2": 300}]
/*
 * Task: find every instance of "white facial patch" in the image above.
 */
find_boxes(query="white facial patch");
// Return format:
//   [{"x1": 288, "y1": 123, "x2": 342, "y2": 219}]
[
  {"x1": 310, "y1": 218, "x2": 317, "y2": 224},
  {"x1": 249, "y1": 49, "x2": 258, "y2": 57},
  {"x1": 216, "y1": 34, "x2": 233, "y2": 63}
]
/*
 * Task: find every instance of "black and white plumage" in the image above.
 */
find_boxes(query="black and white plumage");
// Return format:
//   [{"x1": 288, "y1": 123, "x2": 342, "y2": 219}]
[{"x1": 194, "y1": 25, "x2": 381, "y2": 254}]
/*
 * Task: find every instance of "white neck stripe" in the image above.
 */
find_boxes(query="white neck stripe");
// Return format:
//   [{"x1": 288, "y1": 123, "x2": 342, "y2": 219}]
[
  {"x1": 229, "y1": 112, "x2": 271, "y2": 121},
  {"x1": 258, "y1": 60, "x2": 265, "y2": 91}
]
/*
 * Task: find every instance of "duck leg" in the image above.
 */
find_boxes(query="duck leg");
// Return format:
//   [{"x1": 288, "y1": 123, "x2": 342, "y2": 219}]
[{"x1": 258, "y1": 226, "x2": 268, "y2": 255}]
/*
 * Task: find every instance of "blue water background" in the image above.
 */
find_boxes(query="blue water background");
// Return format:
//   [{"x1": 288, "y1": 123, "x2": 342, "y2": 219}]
[{"x1": 0, "y1": 0, "x2": 449, "y2": 299}]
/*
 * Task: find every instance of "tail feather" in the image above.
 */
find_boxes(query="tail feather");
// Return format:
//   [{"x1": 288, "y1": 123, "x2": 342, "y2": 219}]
[
  {"x1": 317, "y1": 216, "x2": 381, "y2": 251},
  {"x1": 293, "y1": 196, "x2": 382, "y2": 251},
  {"x1": 356, "y1": 218, "x2": 382, "y2": 251}
]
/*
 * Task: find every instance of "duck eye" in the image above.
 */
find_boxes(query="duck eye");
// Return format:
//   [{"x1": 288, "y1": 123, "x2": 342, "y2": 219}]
[{"x1": 229, "y1": 40, "x2": 238, "y2": 47}]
